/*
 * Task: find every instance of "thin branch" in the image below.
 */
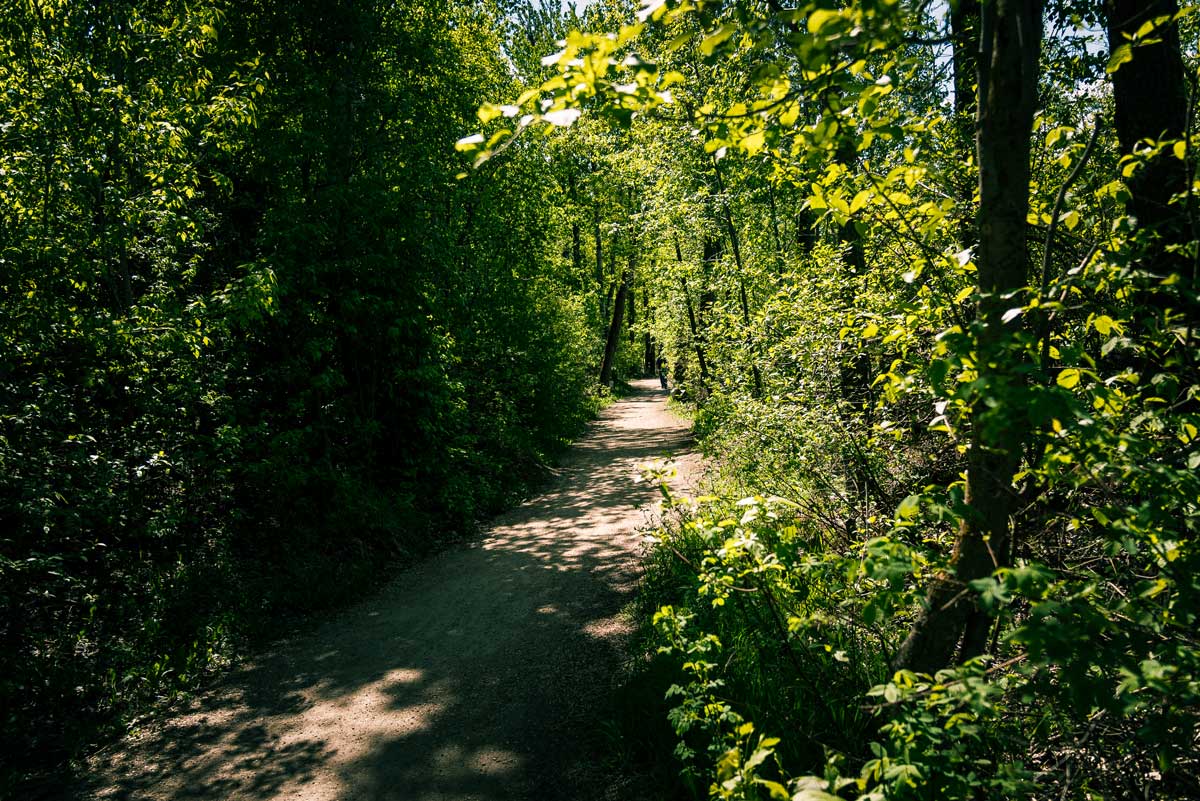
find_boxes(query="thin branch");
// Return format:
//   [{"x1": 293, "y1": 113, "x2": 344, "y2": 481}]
[{"x1": 1038, "y1": 120, "x2": 1102, "y2": 377}]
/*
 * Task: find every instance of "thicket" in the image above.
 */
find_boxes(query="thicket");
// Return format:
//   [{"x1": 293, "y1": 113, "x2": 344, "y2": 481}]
[
  {"x1": 464, "y1": 0, "x2": 1200, "y2": 797},
  {"x1": 0, "y1": 0, "x2": 653, "y2": 789}
]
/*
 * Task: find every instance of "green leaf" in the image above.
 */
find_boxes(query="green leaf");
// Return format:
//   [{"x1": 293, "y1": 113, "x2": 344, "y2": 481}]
[
  {"x1": 699, "y1": 24, "x2": 736, "y2": 56},
  {"x1": 1056, "y1": 368, "x2": 1081, "y2": 389},
  {"x1": 807, "y1": 9, "x2": 840, "y2": 33},
  {"x1": 477, "y1": 103, "x2": 503, "y2": 124},
  {"x1": 1091, "y1": 314, "x2": 1116, "y2": 336},
  {"x1": 1106, "y1": 44, "x2": 1133, "y2": 74},
  {"x1": 927, "y1": 358, "x2": 949, "y2": 390},
  {"x1": 755, "y1": 779, "x2": 790, "y2": 799},
  {"x1": 741, "y1": 129, "x2": 765, "y2": 156},
  {"x1": 745, "y1": 745, "x2": 772, "y2": 770}
]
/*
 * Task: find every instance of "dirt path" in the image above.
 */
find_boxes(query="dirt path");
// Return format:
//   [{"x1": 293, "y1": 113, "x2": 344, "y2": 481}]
[{"x1": 76, "y1": 379, "x2": 699, "y2": 801}]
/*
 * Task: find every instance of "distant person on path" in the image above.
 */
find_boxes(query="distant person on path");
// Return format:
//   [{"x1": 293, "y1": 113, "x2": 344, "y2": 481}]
[{"x1": 656, "y1": 356, "x2": 668, "y2": 390}]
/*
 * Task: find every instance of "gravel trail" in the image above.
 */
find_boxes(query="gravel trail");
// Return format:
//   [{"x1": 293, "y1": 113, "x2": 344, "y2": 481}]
[{"x1": 76, "y1": 379, "x2": 698, "y2": 801}]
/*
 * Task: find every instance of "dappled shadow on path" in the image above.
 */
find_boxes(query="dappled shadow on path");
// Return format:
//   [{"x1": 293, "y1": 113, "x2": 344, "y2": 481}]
[{"x1": 66, "y1": 380, "x2": 696, "y2": 801}]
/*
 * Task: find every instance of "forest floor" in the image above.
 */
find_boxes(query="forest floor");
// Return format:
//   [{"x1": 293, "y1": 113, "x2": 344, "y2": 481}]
[{"x1": 71, "y1": 378, "x2": 700, "y2": 801}]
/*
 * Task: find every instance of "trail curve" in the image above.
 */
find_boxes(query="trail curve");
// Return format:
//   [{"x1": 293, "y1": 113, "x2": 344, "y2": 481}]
[{"x1": 76, "y1": 378, "x2": 698, "y2": 801}]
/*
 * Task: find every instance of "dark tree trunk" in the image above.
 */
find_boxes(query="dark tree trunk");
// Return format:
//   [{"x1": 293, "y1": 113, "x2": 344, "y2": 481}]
[
  {"x1": 700, "y1": 237, "x2": 720, "y2": 321},
  {"x1": 951, "y1": 0, "x2": 981, "y2": 119},
  {"x1": 795, "y1": 206, "x2": 819, "y2": 255},
  {"x1": 1105, "y1": 0, "x2": 1194, "y2": 328},
  {"x1": 599, "y1": 256, "x2": 633, "y2": 385},
  {"x1": 711, "y1": 160, "x2": 764, "y2": 397},
  {"x1": 894, "y1": 0, "x2": 1043, "y2": 674},
  {"x1": 628, "y1": 273, "x2": 637, "y2": 344},
  {"x1": 602, "y1": 279, "x2": 616, "y2": 330},
  {"x1": 594, "y1": 205, "x2": 605, "y2": 319},
  {"x1": 838, "y1": 216, "x2": 873, "y2": 514},
  {"x1": 951, "y1": 0, "x2": 982, "y2": 233},
  {"x1": 676, "y1": 236, "x2": 710, "y2": 388},
  {"x1": 836, "y1": 137, "x2": 873, "y2": 424},
  {"x1": 767, "y1": 183, "x2": 784, "y2": 267},
  {"x1": 568, "y1": 173, "x2": 582, "y2": 281},
  {"x1": 643, "y1": 288, "x2": 655, "y2": 375}
]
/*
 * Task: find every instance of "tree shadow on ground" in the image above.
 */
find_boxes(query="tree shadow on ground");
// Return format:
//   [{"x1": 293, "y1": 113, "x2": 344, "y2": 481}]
[{"x1": 61, "y1": 380, "x2": 695, "y2": 801}]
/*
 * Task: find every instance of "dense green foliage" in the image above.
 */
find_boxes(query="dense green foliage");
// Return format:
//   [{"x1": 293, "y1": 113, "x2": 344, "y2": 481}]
[
  {"x1": 5, "y1": 0, "x2": 1199, "y2": 796},
  {"x1": 0, "y1": 0, "x2": 629, "y2": 787},
  {"x1": 464, "y1": 0, "x2": 1200, "y2": 797}
]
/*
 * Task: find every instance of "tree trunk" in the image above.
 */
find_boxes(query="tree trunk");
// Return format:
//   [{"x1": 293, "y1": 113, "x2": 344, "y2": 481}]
[
  {"x1": 676, "y1": 236, "x2": 710, "y2": 388},
  {"x1": 796, "y1": 206, "x2": 819, "y2": 255},
  {"x1": 569, "y1": 173, "x2": 582, "y2": 281},
  {"x1": 838, "y1": 216, "x2": 873, "y2": 515},
  {"x1": 767, "y1": 183, "x2": 784, "y2": 267},
  {"x1": 594, "y1": 204, "x2": 606, "y2": 320},
  {"x1": 628, "y1": 273, "x2": 637, "y2": 345},
  {"x1": 711, "y1": 159, "x2": 764, "y2": 397},
  {"x1": 951, "y1": 0, "x2": 982, "y2": 235},
  {"x1": 1105, "y1": 0, "x2": 1194, "y2": 329},
  {"x1": 601, "y1": 231, "x2": 618, "y2": 323},
  {"x1": 599, "y1": 256, "x2": 633, "y2": 385},
  {"x1": 951, "y1": 0, "x2": 981, "y2": 120},
  {"x1": 893, "y1": 0, "x2": 1043, "y2": 674},
  {"x1": 643, "y1": 288, "x2": 655, "y2": 375}
]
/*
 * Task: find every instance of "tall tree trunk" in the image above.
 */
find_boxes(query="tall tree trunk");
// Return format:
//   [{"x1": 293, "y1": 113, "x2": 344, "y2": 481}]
[
  {"x1": 628, "y1": 273, "x2": 637, "y2": 344},
  {"x1": 676, "y1": 236, "x2": 710, "y2": 388},
  {"x1": 838, "y1": 214, "x2": 873, "y2": 515},
  {"x1": 835, "y1": 136, "x2": 873, "y2": 421},
  {"x1": 796, "y1": 206, "x2": 819, "y2": 255},
  {"x1": 700, "y1": 236, "x2": 721, "y2": 321},
  {"x1": 600, "y1": 231, "x2": 619, "y2": 325},
  {"x1": 711, "y1": 160, "x2": 764, "y2": 397},
  {"x1": 894, "y1": 0, "x2": 1043, "y2": 674},
  {"x1": 1105, "y1": 0, "x2": 1194, "y2": 330},
  {"x1": 951, "y1": 0, "x2": 982, "y2": 234},
  {"x1": 767, "y1": 183, "x2": 784, "y2": 267},
  {"x1": 599, "y1": 255, "x2": 633, "y2": 385},
  {"x1": 951, "y1": 0, "x2": 982, "y2": 120},
  {"x1": 594, "y1": 204, "x2": 605, "y2": 318},
  {"x1": 832, "y1": 138, "x2": 874, "y2": 517},
  {"x1": 569, "y1": 173, "x2": 582, "y2": 280},
  {"x1": 643, "y1": 287, "x2": 655, "y2": 375}
]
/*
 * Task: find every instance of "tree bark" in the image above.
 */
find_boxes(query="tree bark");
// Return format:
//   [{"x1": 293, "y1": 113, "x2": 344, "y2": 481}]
[
  {"x1": 795, "y1": 206, "x2": 819, "y2": 255},
  {"x1": 951, "y1": 0, "x2": 982, "y2": 236},
  {"x1": 1105, "y1": 0, "x2": 1194, "y2": 328},
  {"x1": 594, "y1": 204, "x2": 605, "y2": 320},
  {"x1": 599, "y1": 256, "x2": 633, "y2": 385},
  {"x1": 711, "y1": 160, "x2": 764, "y2": 397},
  {"x1": 628, "y1": 273, "x2": 637, "y2": 345},
  {"x1": 676, "y1": 236, "x2": 710, "y2": 388},
  {"x1": 838, "y1": 216, "x2": 873, "y2": 514},
  {"x1": 951, "y1": 0, "x2": 982, "y2": 120},
  {"x1": 569, "y1": 173, "x2": 582, "y2": 281},
  {"x1": 893, "y1": 0, "x2": 1043, "y2": 674},
  {"x1": 643, "y1": 288, "x2": 655, "y2": 375},
  {"x1": 767, "y1": 183, "x2": 784, "y2": 267}
]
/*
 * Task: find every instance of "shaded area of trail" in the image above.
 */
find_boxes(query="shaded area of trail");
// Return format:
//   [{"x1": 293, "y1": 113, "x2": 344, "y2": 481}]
[{"x1": 74, "y1": 379, "x2": 698, "y2": 801}]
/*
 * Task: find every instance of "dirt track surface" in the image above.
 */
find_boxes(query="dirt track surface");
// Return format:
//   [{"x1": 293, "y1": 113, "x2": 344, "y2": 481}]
[{"x1": 75, "y1": 379, "x2": 698, "y2": 801}]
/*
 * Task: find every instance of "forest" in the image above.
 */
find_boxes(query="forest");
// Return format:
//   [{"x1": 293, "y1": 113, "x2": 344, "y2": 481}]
[{"x1": 1, "y1": 0, "x2": 1197, "y2": 798}]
